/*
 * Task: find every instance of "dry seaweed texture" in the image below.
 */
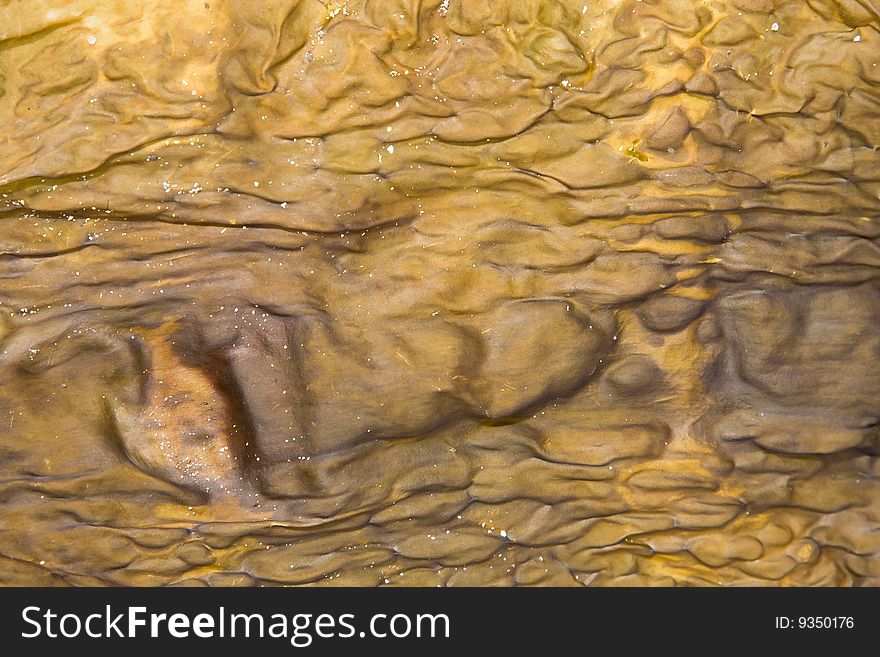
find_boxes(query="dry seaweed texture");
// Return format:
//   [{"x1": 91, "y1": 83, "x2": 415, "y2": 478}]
[{"x1": 0, "y1": 0, "x2": 878, "y2": 586}]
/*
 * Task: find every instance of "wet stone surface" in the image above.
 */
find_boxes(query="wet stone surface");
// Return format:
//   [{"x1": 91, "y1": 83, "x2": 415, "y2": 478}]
[{"x1": 0, "y1": 0, "x2": 878, "y2": 585}]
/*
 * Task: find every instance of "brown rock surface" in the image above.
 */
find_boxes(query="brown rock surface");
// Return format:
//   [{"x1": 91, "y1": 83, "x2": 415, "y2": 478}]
[{"x1": 0, "y1": 0, "x2": 878, "y2": 586}]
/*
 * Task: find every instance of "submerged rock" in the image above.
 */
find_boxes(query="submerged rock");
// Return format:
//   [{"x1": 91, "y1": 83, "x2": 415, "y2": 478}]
[{"x1": 0, "y1": 0, "x2": 877, "y2": 586}]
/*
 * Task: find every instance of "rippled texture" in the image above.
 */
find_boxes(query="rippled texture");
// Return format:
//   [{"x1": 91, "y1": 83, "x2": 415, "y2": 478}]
[{"x1": 0, "y1": 0, "x2": 878, "y2": 586}]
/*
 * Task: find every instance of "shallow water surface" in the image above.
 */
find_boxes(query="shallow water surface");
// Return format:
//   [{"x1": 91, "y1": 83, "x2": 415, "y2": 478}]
[{"x1": 0, "y1": 0, "x2": 878, "y2": 585}]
